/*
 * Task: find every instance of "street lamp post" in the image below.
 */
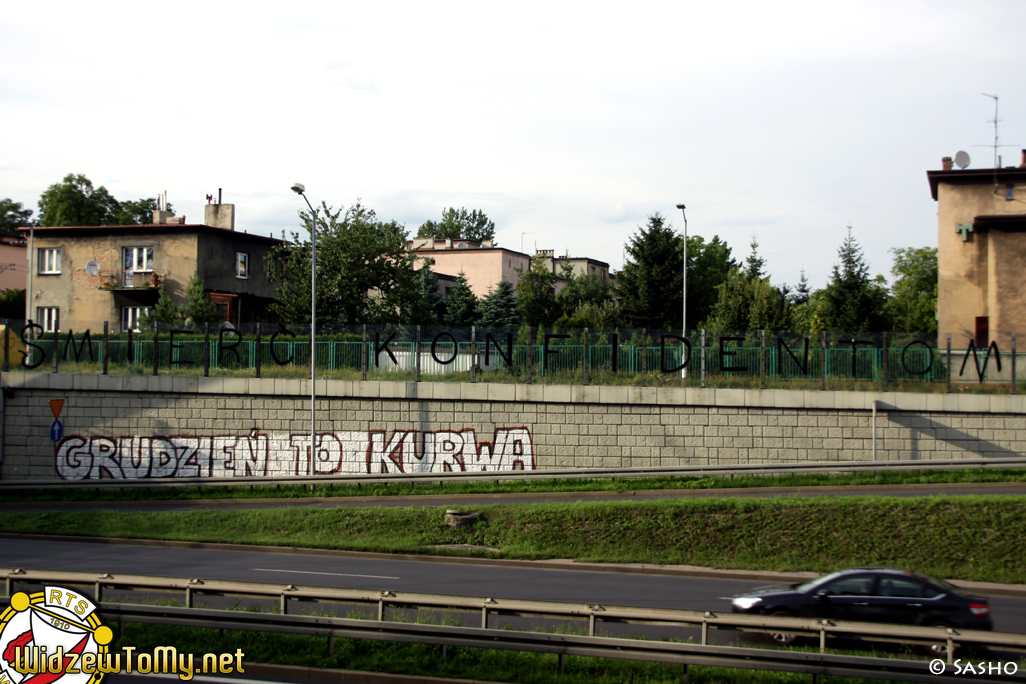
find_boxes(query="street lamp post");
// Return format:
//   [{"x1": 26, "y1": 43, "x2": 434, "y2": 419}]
[
  {"x1": 291, "y1": 183, "x2": 318, "y2": 477},
  {"x1": 676, "y1": 203, "x2": 687, "y2": 378}
]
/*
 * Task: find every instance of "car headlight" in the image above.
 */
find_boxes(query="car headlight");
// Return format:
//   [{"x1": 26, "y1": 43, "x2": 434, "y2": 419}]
[{"x1": 732, "y1": 597, "x2": 762, "y2": 610}]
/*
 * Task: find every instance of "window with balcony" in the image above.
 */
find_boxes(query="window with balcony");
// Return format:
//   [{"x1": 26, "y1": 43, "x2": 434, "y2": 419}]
[
  {"x1": 37, "y1": 307, "x2": 59, "y2": 332},
  {"x1": 236, "y1": 252, "x2": 249, "y2": 279},
  {"x1": 122, "y1": 306, "x2": 150, "y2": 333},
  {"x1": 38, "y1": 249, "x2": 61, "y2": 274},
  {"x1": 124, "y1": 247, "x2": 154, "y2": 272}
]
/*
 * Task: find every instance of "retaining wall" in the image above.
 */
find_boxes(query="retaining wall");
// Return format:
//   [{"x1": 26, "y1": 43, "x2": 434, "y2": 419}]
[{"x1": 1, "y1": 372, "x2": 1023, "y2": 481}]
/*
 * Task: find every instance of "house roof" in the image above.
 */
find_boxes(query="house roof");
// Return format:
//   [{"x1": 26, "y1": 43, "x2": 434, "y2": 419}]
[
  {"x1": 17, "y1": 224, "x2": 285, "y2": 244},
  {"x1": 926, "y1": 167, "x2": 1026, "y2": 201}
]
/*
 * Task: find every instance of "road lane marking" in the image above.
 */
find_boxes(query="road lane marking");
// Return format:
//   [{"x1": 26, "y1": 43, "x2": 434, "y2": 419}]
[{"x1": 252, "y1": 568, "x2": 400, "y2": 580}]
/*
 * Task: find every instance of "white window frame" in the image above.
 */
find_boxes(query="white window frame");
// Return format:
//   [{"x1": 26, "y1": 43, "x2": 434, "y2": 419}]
[
  {"x1": 38, "y1": 248, "x2": 61, "y2": 275},
  {"x1": 236, "y1": 252, "x2": 249, "y2": 279},
  {"x1": 121, "y1": 306, "x2": 150, "y2": 333},
  {"x1": 37, "y1": 307, "x2": 59, "y2": 332},
  {"x1": 124, "y1": 246, "x2": 154, "y2": 272}
]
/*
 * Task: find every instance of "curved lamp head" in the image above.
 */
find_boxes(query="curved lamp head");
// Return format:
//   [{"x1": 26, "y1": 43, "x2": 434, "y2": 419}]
[
  {"x1": 291, "y1": 183, "x2": 306, "y2": 195},
  {"x1": 675, "y1": 203, "x2": 686, "y2": 210}
]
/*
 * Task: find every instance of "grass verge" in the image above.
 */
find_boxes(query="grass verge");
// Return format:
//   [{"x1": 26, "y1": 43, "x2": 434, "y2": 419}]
[
  {"x1": 2, "y1": 495, "x2": 1024, "y2": 584},
  {"x1": 4, "y1": 468, "x2": 1025, "y2": 504}
]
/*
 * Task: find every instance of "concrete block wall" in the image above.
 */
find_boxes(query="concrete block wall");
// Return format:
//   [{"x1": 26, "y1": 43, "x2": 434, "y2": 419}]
[{"x1": 1, "y1": 372, "x2": 1023, "y2": 481}]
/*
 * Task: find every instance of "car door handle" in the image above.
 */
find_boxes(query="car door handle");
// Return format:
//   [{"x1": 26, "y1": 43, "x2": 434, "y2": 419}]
[
  {"x1": 853, "y1": 602, "x2": 869, "y2": 606},
  {"x1": 905, "y1": 603, "x2": 922, "y2": 607}
]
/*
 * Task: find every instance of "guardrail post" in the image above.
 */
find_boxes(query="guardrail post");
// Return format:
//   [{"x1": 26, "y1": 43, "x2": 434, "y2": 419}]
[
  {"x1": 102, "y1": 321, "x2": 109, "y2": 375},
  {"x1": 558, "y1": 653, "x2": 564, "y2": 675},
  {"x1": 947, "y1": 628, "x2": 955, "y2": 664},
  {"x1": 701, "y1": 612, "x2": 709, "y2": 645},
  {"x1": 820, "y1": 620, "x2": 827, "y2": 653},
  {"x1": 589, "y1": 613, "x2": 595, "y2": 637},
  {"x1": 377, "y1": 598, "x2": 384, "y2": 621},
  {"x1": 471, "y1": 325, "x2": 477, "y2": 383},
  {"x1": 683, "y1": 663, "x2": 689, "y2": 683},
  {"x1": 327, "y1": 636, "x2": 334, "y2": 655},
  {"x1": 186, "y1": 586, "x2": 192, "y2": 608},
  {"x1": 439, "y1": 644, "x2": 447, "y2": 664},
  {"x1": 481, "y1": 606, "x2": 488, "y2": 629}
]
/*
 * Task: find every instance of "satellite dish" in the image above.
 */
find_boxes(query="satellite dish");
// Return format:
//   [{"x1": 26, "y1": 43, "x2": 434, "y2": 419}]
[
  {"x1": 954, "y1": 151, "x2": 971, "y2": 169},
  {"x1": 85, "y1": 261, "x2": 100, "y2": 276}
]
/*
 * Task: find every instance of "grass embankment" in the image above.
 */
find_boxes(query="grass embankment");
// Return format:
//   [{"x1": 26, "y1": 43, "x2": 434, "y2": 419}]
[
  {"x1": 5, "y1": 467, "x2": 1024, "y2": 504},
  {"x1": 111, "y1": 621, "x2": 909, "y2": 684},
  {"x1": 3, "y1": 496, "x2": 1024, "y2": 584}
]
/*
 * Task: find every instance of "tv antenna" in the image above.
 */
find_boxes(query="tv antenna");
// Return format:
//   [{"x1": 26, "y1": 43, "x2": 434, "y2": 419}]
[{"x1": 973, "y1": 94, "x2": 1018, "y2": 169}]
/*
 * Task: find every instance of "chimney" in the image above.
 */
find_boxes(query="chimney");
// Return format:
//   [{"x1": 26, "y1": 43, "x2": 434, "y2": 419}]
[
  {"x1": 942, "y1": 157, "x2": 953, "y2": 171},
  {"x1": 152, "y1": 210, "x2": 184, "y2": 225},
  {"x1": 1020, "y1": 149, "x2": 1025, "y2": 168},
  {"x1": 204, "y1": 203, "x2": 236, "y2": 231}
]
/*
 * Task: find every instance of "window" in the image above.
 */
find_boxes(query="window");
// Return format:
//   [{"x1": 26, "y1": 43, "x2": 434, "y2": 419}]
[
  {"x1": 124, "y1": 247, "x2": 154, "y2": 272},
  {"x1": 821, "y1": 576, "x2": 874, "y2": 596},
  {"x1": 38, "y1": 248, "x2": 61, "y2": 274},
  {"x1": 37, "y1": 307, "x2": 59, "y2": 332},
  {"x1": 877, "y1": 578, "x2": 922, "y2": 598},
  {"x1": 236, "y1": 252, "x2": 249, "y2": 279},
  {"x1": 122, "y1": 306, "x2": 150, "y2": 333}
]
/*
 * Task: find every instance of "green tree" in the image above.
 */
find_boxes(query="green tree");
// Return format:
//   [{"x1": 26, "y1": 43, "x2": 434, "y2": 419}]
[
  {"x1": 0, "y1": 289, "x2": 25, "y2": 319},
  {"x1": 444, "y1": 272, "x2": 479, "y2": 326},
  {"x1": 0, "y1": 199, "x2": 34, "y2": 232},
  {"x1": 38, "y1": 174, "x2": 121, "y2": 226},
  {"x1": 184, "y1": 273, "x2": 220, "y2": 325},
  {"x1": 887, "y1": 247, "x2": 938, "y2": 333},
  {"x1": 703, "y1": 239, "x2": 792, "y2": 331},
  {"x1": 617, "y1": 213, "x2": 684, "y2": 330},
  {"x1": 417, "y1": 207, "x2": 496, "y2": 244},
  {"x1": 515, "y1": 255, "x2": 561, "y2": 327},
  {"x1": 115, "y1": 198, "x2": 169, "y2": 225},
  {"x1": 556, "y1": 271, "x2": 613, "y2": 317},
  {"x1": 140, "y1": 287, "x2": 185, "y2": 327},
  {"x1": 820, "y1": 226, "x2": 890, "y2": 332},
  {"x1": 410, "y1": 264, "x2": 446, "y2": 324},
  {"x1": 478, "y1": 279, "x2": 519, "y2": 328},
  {"x1": 687, "y1": 234, "x2": 736, "y2": 326},
  {"x1": 268, "y1": 201, "x2": 419, "y2": 324}
]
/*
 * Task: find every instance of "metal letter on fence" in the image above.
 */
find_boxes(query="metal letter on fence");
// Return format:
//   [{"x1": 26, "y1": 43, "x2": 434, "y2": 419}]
[
  {"x1": 169, "y1": 330, "x2": 192, "y2": 367},
  {"x1": 525, "y1": 327, "x2": 532, "y2": 384},
  {"x1": 850, "y1": 339, "x2": 874, "y2": 379},
  {"x1": 269, "y1": 325, "x2": 295, "y2": 365},
  {"x1": 882, "y1": 331, "x2": 889, "y2": 391},
  {"x1": 52, "y1": 327, "x2": 59, "y2": 374},
  {"x1": 471, "y1": 326, "x2": 477, "y2": 383},
  {"x1": 700, "y1": 329, "x2": 706, "y2": 388},
  {"x1": 946, "y1": 333, "x2": 951, "y2": 393},
  {"x1": 760, "y1": 330, "x2": 766, "y2": 389},
  {"x1": 821, "y1": 331, "x2": 827, "y2": 390},
  {"x1": 1013, "y1": 333, "x2": 1017, "y2": 395},
  {"x1": 102, "y1": 321, "x2": 108, "y2": 375},
  {"x1": 583, "y1": 328, "x2": 589, "y2": 386},
  {"x1": 153, "y1": 322, "x2": 159, "y2": 376},
  {"x1": 255, "y1": 323, "x2": 261, "y2": 378},
  {"x1": 375, "y1": 331, "x2": 398, "y2": 368},
  {"x1": 361, "y1": 324, "x2": 367, "y2": 381},
  {"x1": 611, "y1": 333, "x2": 619, "y2": 372},
  {"x1": 641, "y1": 329, "x2": 647, "y2": 386},
  {"x1": 659, "y1": 334, "x2": 689, "y2": 374},
  {"x1": 543, "y1": 334, "x2": 570, "y2": 375},
  {"x1": 415, "y1": 326, "x2": 421, "y2": 382},
  {"x1": 719, "y1": 336, "x2": 747, "y2": 373},
  {"x1": 204, "y1": 323, "x2": 210, "y2": 377},
  {"x1": 900, "y1": 340, "x2": 933, "y2": 377},
  {"x1": 430, "y1": 331, "x2": 457, "y2": 366}
]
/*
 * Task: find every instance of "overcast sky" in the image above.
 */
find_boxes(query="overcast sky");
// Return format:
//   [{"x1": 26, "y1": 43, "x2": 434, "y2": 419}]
[{"x1": 2, "y1": 1, "x2": 1024, "y2": 291}]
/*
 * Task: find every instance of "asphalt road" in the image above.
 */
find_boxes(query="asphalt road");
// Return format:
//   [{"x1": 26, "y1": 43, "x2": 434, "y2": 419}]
[
  {"x1": 4, "y1": 481, "x2": 1026, "y2": 513},
  {"x1": 5, "y1": 537, "x2": 1026, "y2": 636}
]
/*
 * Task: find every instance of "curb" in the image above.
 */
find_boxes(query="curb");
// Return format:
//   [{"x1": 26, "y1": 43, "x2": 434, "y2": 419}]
[{"x1": 4, "y1": 531, "x2": 1026, "y2": 597}]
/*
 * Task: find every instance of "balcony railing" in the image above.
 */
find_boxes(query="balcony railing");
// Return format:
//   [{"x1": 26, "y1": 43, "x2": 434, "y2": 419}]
[{"x1": 98, "y1": 270, "x2": 164, "y2": 289}]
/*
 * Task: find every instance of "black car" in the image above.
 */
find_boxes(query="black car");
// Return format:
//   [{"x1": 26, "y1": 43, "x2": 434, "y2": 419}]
[{"x1": 731, "y1": 568, "x2": 991, "y2": 642}]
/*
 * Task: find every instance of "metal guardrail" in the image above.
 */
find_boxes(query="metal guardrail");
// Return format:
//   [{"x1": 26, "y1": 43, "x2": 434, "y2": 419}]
[
  {"x1": 3, "y1": 568, "x2": 1025, "y2": 682},
  {"x1": 2, "y1": 457, "x2": 1025, "y2": 492}
]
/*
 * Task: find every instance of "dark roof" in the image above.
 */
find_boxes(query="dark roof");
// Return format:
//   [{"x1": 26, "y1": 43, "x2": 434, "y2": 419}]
[
  {"x1": 926, "y1": 167, "x2": 1026, "y2": 200},
  {"x1": 16, "y1": 223, "x2": 285, "y2": 244}
]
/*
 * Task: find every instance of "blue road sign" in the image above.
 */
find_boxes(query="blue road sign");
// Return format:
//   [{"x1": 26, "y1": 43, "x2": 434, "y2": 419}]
[{"x1": 50, "y1": 419, "x2": 63, "y2": 442}]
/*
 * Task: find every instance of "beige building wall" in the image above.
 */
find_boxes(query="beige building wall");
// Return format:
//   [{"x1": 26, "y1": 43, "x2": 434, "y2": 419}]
[
  {"x1": 415, "y1": 246, "x2": 531, "y2": 298},
  {"x1": 29, "y1": 231, "x2": 199, "y2": 331},
  {"x1": 0, "y1": 241, "x2": 27, "y2": 293},
  {"x1": 934, "y1": 164, "x2": 1026, "y2": 347}
]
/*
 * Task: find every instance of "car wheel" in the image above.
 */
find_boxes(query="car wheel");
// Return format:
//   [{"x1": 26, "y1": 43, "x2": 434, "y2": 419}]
[{"x1": 768, "y1": 610, "x2": 798, "y2": 646}]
